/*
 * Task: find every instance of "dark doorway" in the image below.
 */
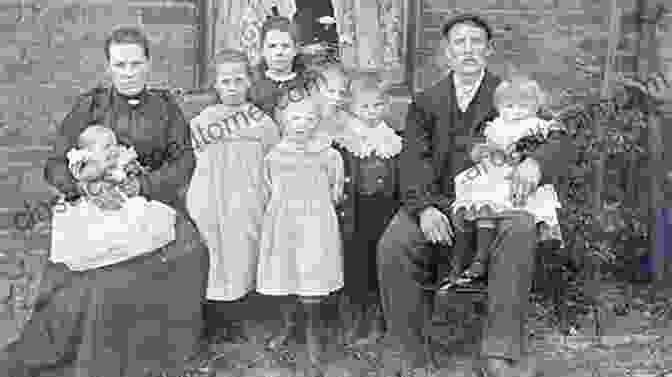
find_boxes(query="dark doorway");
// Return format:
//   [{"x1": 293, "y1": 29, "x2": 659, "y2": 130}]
[{"x1": 292, "y1": 0, "x2": 338, "y2": 46}]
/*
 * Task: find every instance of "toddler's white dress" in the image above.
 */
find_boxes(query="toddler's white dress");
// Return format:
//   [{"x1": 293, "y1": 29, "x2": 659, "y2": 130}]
[
  {"x1": 256, "y1": 140, "x2": 344, "y2": 297},
  {"x1": 452, "y1": 117, "x2": 563, "y2": 242}
]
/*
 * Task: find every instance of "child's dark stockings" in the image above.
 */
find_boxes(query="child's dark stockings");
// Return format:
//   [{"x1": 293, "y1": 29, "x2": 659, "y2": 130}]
[{"x1": 466, "y1": 221, "x2": 497, "y2": 279}]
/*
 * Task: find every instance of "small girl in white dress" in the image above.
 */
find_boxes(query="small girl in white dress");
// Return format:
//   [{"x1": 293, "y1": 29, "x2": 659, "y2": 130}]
[
  {"x1": 50, "y1": 125, "x2": 176, "y2": 271},
  {"x1": 443, "y1": 77, "x2": 563, "y2": 287},
  {"x1": 257, "y1": 94, "x2": 343, "y2": 375}
]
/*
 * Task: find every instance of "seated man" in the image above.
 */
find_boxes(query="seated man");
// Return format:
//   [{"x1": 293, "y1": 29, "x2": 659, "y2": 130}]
[{"x1": 376, "y1": 13, "x2": 575, "y2": 377}]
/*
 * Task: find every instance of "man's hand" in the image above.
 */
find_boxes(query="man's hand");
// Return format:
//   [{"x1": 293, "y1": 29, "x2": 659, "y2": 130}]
[
  {"x1": 509, "y1": 157, "x2": 541, "y2": 207},
  {"x1": 419, "y1": 206, "x2": 454, "y2": 245}
]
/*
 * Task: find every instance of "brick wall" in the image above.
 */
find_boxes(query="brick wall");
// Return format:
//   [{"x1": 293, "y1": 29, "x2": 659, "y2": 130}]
[
  {"x1": 413, "y1": 0, "x2": 643, "y2": 108},
  {"x1": 0, "y1": 0, "x2": 200, "y2": 344},
  {"x1": 0, "y1": 0, "x2": 199, "y2": 232},
  {"x1": 2, "y1": 0, "x2": 667, "y2": 230}
]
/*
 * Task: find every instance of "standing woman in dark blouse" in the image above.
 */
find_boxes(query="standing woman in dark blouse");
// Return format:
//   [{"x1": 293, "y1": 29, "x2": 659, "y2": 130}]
[
  {"x1": 1, "y1": 27, "x2": 210, "y2": 377},
  {"x1": 248, "y1": 16, "x2": 321, "y2": 119}
]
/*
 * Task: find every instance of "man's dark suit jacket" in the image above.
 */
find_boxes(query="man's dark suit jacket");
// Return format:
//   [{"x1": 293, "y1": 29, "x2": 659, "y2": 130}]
[{"x1": 400, "y1": 70, "x2": 576, "y2": 220}]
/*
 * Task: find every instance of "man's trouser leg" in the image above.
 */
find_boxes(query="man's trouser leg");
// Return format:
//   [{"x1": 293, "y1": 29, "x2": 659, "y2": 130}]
[
  {"x1": 481, "y1": 211, "x2": 537, "y2": 362},
  {"x1": 378, "y1": 209, "x2": 438, "y2": 369}
]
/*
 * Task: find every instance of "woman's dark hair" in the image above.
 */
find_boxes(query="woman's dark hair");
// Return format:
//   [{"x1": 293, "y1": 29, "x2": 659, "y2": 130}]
[
  {"x1": 260, "y1": 16, "x2": 300, "y2": 49},
  {"x1": 254, "y1": 16, "x2": 308, "y2": 80},
  {"x1": 104, "y1": 26, "x2": 151, "y2": 61}
]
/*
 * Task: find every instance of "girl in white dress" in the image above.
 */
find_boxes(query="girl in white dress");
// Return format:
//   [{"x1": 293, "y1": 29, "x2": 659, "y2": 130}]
[
  {"x1": 443, "y1": 77, "x2": 563, "y2": 287},
  {"x1": 257, "y1": 94, "x2": 344, "y2": 376},
  {"x1": 186, "y1": 49, "x2": 280, "y2": 342}
]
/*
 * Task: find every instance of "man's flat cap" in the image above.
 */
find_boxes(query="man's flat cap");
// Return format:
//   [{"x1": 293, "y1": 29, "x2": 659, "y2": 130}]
[{"x1": 441, "y1": 13, "x2": 493, "y2": 40}]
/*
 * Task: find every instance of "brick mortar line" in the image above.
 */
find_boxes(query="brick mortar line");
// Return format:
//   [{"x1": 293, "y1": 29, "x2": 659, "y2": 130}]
[
  {"x1": 136, "y1": 25, "x2": 198, "y2": 30},
  {"x1": 424, "y1": 8, "x2": 638, "y2": 16},
  {"x1": 0, "y1": 162, "x2": 37, "y2": 168},
  {"x1": 0, "y1": 146, "x2": 51, "y2": 153},
  {"x1": 129, "y1": 1, "x2": 197, "y2": 8},
  {"x1": 0, "y1": 0, "x2": 197, "y2": 7}
]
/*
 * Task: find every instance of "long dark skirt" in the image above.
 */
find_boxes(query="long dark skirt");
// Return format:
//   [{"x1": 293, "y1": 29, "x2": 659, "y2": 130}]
[{"x1": 2, "y1": 212, "x2": 209, "y2": 377}]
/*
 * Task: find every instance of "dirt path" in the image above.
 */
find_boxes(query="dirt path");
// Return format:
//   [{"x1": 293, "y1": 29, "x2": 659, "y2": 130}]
[
  {"x1": 2, "y1": 244, "x2": 671, "y2": 377},
  {"x1": 206, "y1": 284, "x2": 672, "y2": 377}
]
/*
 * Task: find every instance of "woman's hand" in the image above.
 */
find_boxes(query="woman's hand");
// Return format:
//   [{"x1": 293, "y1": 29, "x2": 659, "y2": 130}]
[
  {"x1": 90, "y1": 188, "x2": 125, "y2": 211},
  {"x1": 118, "y1": 176, "x2": 142, "y2": 197}
]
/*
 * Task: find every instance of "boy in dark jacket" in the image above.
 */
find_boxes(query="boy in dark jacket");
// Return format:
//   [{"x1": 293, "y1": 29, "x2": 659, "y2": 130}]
[{"x1": 333, "y1": 70, "x2": 403, "y2": 345}]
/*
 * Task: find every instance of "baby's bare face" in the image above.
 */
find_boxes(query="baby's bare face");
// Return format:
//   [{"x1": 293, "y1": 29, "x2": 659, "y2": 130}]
[
  {"x1": 81, "y1": 130, "x2": 118, "y2": 162},
  {"x1": 351, "y1": 91, "x2": 387, "y2": 126},
  {"x1": 320, "y1": 70, "x2": 348, "y2": 105}
]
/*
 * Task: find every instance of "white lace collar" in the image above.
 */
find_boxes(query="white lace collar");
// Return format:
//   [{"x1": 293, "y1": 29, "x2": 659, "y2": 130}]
[
  {"x1": 265, "y1": 70, "x2": 297, "y2": 83},
  {"x1": 333, "y1": 117, "x2": 402, "y2": 159}
]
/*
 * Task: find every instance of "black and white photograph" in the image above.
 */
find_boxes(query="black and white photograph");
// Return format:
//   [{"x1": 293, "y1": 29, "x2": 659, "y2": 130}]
[{"x1": 0, "y1": 1, "x2": 672, "y2": 376}]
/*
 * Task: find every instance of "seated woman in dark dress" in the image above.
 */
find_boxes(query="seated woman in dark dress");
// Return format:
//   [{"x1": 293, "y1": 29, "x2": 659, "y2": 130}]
[{"x1": 0, "y1": 27, "x2": 210, "y2": 377}]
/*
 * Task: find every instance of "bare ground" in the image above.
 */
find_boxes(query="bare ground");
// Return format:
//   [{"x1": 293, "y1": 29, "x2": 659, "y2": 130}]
[{"x1": 203, "y1": 284, "x2": 672, "y2": 377}]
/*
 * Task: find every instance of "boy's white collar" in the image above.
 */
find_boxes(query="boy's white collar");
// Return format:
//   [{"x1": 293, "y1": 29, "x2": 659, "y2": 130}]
[
  {"x1": 334, "y1": 117, "x2": 402, "y2": 159},
  {"x1": 265, "y1": 70, "x2": 297, "y2": 82}
]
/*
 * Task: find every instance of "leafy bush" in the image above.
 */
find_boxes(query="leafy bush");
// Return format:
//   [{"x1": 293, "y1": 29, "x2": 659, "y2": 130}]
[{"x1": 532, "y1": 83, "x2": 652, "y2": 330}]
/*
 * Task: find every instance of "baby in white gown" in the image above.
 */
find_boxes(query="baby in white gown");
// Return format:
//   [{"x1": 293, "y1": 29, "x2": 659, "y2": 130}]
[{"x1": 50, "y1": 125, "x2": 176, "y2": 271}]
